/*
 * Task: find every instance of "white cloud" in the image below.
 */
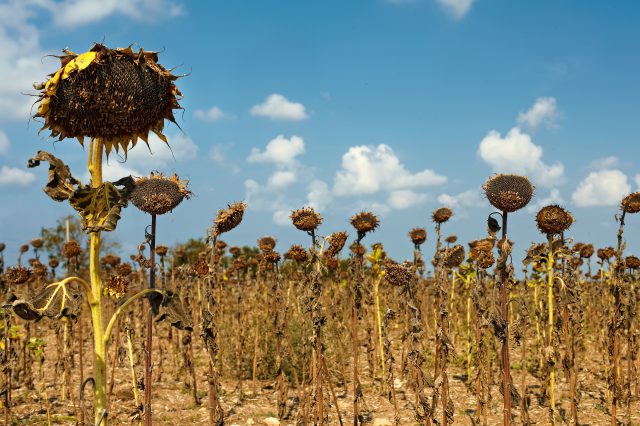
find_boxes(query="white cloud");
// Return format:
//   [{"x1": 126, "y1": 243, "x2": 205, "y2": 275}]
[
  {"x1": 478, "y1": 127, "x2": 564, "y2": 187},
  {"x1": 572, "y1": 169, "x2": 630, "y2": 207},
  {"x1": 636, "y1": 174, "x2": 640, "y2": 190},
  {"x1": 267, "y1": 170, "x2": 297, "y2": 189},
  {"x1": 250, "y1": 94, "x2": 308, "y2": 121},
  {"x1": 0, "y1": 131, "x2": 9, "y2": 155},
  {"x1": 247, "y1": 135, "x2": 305, "y2": 167},
  {"x1": 589, "y1": 156, "x2": 619, "y2": 170},
  {"x1": 437, "y1": 188, "x2": 483, "y2": 208},
  {"x1": 0, "y1": 0, "x2": 183, "y2": 122},
  {"x1": 333, "y1": 144, "x2": 447, "y2": 196},
  {"x1": 517, "y1": 97, "x2": 559, "y2": 130},
  {"x1": 436, "y1": 0, "x2": 475, "y2": 19},
  {"x1": 45, "y1": 0, "x2": 183, "y2": 27},
  {"x1": 195, "y1": 106, "x2": 230, "y2": 122},
  {"x1": 272, "y1": 209, "x2": 292, "y2": 226},
  {"x1": 0, "y1": 165, "x2": 36, "y2": 187},
  {"x1": 527, "y1": 188, "x2": 564, "y2": 213},
  {"x1": 388, "y1": 189, "x2": 429, "y2": 209},
  {"x1": 306, "y1": 180, "x2": 332, "y2": 211}
]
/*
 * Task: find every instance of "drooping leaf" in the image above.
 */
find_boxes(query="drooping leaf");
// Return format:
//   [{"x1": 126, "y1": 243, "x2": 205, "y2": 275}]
[
  {"x1": 155, "y1": 291, "x2": 193, "y2": 331},
  {"x1": 27, "y1": 150, "x2": 81, "y2": 202},
  {"x1": 69, "y1": 176, "x2": 135, "y2": 233},
  {"x1": 12, "y1": 281, "x2": 83, "y2": 321}
]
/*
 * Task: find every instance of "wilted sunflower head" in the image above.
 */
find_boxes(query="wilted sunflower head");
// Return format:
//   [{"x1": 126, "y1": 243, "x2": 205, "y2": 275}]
[
  {"x1": 213, "y1": 202, "x2": 246, "y2": 237},
  {"x1": 4, "y1": 266, "x2": 33, "y2": 285},
  {"x1": 626, "y1": 255, "x2": 640, "y2": 270},
  {"x1": 106, "y1": 275, "x2": 129, "y2": 299},
  {"x1": 20, "y1": 244, "x2": 29, "y2": 254},
  {"x1": 284, "y1": 245, "x2": 309, "y2": 263},
  {"x1": 580, "y1": 244, "x2": 594, "y2": 259},
  {"x1": 483, "y1": 174, "x2": 534, "y2": 213},
  {"x1": 326, "y1": 231, "x2": 348, "y2": 258},
  {"x1": 116, "y1": 263, "x2": 133, "y2": 277},
  {"x1": 156, "y1": 245, "x2": 169, "y2": 257},
  {"x1": 535, "y1": 205, "x2": 574, "y2": 235},
  {"x1": 443, "y1": 244, "x2": 465, "y2": 269},
  {"x1": 621, "y1": 192, "x2": 640, "y2": 214},
  {"x1": 350, "y1": 242, "x2": 366, "y2": 256},
  {"x1": 48, "y1": 258, "x2": 59, "y2": 269},
  {"x1": 130, "y1": 172, "x2": 191, "y2": 215},
  {"x1": 229, "y1": 246, "x2": 241, "y2": 257},
  {"x1": 101, "y1": 254, "x2": 121, "y2": 268},
  {"x1": 30, "y1": 238, "x2": 44, "y2": 250},
  {"x1": 34, "y1": 44, "x2": 182, "y2": 157},
  {"x1": 597, "y1": 247, "x2": 615, "y2": 261},
  {"x1": 61, "y1": 240, "x2": 81, "y2": 258},
  {"x1": 0, "y1": 242, "x2": 5, "y2": 252},
  {"x1": 290, "y1": 207, "x2": 323, "y2": 232},
  {"x1": 445, "y1": 235, "x2": 458, "y2": 244},
  {"x1": 432, "y1": 207, "x2": 453, "y2": 224},
  {"x1": 408, "y1": 228, "x2": 427, "y2": 246},
  {"x1": 350, "y1": 211, "x2": 380, "y2": 236},
  {"x1": 258, "y1": 236, "x2": 277, "y2": 252},
  {"x1": 384, "y1": 261, "x2": 413, "y2": 287},
  {"x1": 263, "y1": 250, "x2": 281, "y2": 264}
]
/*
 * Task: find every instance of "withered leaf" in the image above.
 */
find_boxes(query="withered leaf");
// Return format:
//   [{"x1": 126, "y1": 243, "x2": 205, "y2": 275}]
[{"x1": 28, "y1": 150, "x2": 81, "y2": 202}]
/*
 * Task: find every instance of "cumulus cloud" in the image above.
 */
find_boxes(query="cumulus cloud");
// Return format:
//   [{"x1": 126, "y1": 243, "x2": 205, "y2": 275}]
[
  {"x1": 267, "y1": 170, "x2": 297, "y2": 189},
  {"x1": 195, "y1": 106, "x2": 231, "y2": 122},
  {"x1": 0, "y1": 131, "x2": 9, "y2": 155},
  {"x1": 388, "y1": 190, "x2": 429, "y2": 209},
  {"x1": 45, "y1": 0, "x2": 183, "y2": 27},
  {"x1": 307, "y1": 180, "x2": 332, "y2": 211},
  {"x1": 436, "y1": 0, "x2": 475, "y2": 19},
  {"x1": 572, "y1": 169, "x2": 630, "y2": 207},
  {"x1": 437, "y1": 188, "x2": 483, "y2": 208},
  {"x1": 517, "y1": 97, "x2": 559, "y2": 130},
  {"x1": 478, "y1": 127, "x2": 564, "y2": 187},
  {"x1": 636, "y1": 174, "x2": 640, "y2": 190},
  {"x1": 247, "y1": 135, "x2": 305, "y2": 167},
  {"x1": 0, "y1": 165, "x2": 36, "y2": 187},
  {"x1": 589, "y1": 156, "x2": 619, "y2": 170},
  {"x1": 527, "y1": 188, "x2": 564, "y2": 213},
  {"x1": 333, "y1": 144, "x2": 446, "y2": 196},
  {"x1": 0, "y1": 0, "x2": 183, "y2": 122},
  {"x1": 250, "y1": 94, "x2": 308, "y2": 121}
]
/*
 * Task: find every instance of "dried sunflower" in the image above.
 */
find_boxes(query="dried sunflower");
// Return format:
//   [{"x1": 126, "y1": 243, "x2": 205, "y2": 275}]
[
  {"x1": 621, "y1": 192, "x2": 640, "y2": 214},
  {"x1": 326, "y1": 231, "x2": 348, "y2": 257},
  {"x1": 213, "y1": 202, "x2": 246, "y2": 237},
  {"x1": 443, "y1": 244, "x2": 465, "y2": 268},
  {"x1": 384, "y1": 261, "x2": 413, "y2": 287},
  {"x1": 284, "y1": 245, "x2": 309, "y2": 263},
  {"x1": 258, "y1": 236, "x2": 277, "y2": 253},
  {"x1": 4, "y1": 266, "x2": 33, "y2": 285},
  {"x1": 34, "y1": 44, "x2": 182, "y2": 157},
  {"x1": 130, "y1": 172, "x2": 191, "y2": 215},
  {"x1": 350, "y1": 211, "x2": 380, "y2": 236},
  {"x1": 290, "y1": 207, "x2": 323, "y2": 232},
  {"x1": 535, "y1": 205, "x2": 574, "y2": 235},
  {"x1": 408, "y1": 228, "x2": 427, "y2": 246},
  {"x1": 483, "y1": 174, "x2": 534, "y2": 213},
  {"x1": 432, "y1": 207, "x2": 453, "y2": 224}
]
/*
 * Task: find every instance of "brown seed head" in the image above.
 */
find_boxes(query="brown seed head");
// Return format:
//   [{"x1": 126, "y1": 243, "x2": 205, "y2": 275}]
[
  {"x1": 34, "y1": 44, "x2": 182, "y2": 153},
  {"x1": 263, "y1": 250, "x2": 281, "y2": 264},
  {"x1": 61, "y1": 240, "x2": 81, "y2": 258},
  {"x1": 284, "y1": 245, "x2": 309, "y2": 263},
  {"x1": 20, "y1": 244, "x2": 29, "y2": 254},
  {"x1": 258, "y1": 236, "x2": 277, "y2": 252},
  {"x1": 290, "y1": 207, "x2": 323, "y2": 232},
  {"x1": 580, "y1": 244, "x2": 594, "y2": 259},
  {"x1": 213, "y1": 202, "x2": 246, "y2": 236},
  {"x1": 483, "y1": 174, "x2": 534, "y2": 212},
  {"x1": 48, "y1": 258, "x2": 59, "y2": 269},
  {"x1": 0, "y1": 242, "x2": 5, "y2": 252},
  {"x1": 116, "y1": 263, "x2": 133, "y2": 277},
  {"x1": 215, "y1": 240, "x2": 227, "y2": 251},
  {"x1": 384, "y1": 261, "x2": 413, "y2": 287},
  {"x1": 229, "y1": 246, "x2": 241, "y2": 257},
  {"x1": 130, "y1": 172, "x2": 191, "y2": 215},
  {"x1": 621, "y1": 192, "x2": 640, "y2": 214},
  {"x1": 101, "y1": 254, "x2": 121, "y2": 268},
  {"x1": 30, "y1": 238, "x2": 44, "y2": 249},
  {"x1": 156, "y1": 245, "x2": 168, "y2": 256},
  {"x1": 443, "y1": 244, "x2": 465, "y2": 268},
  {"x1": 326, "y1": 231, "x2": 348, "y2": 257},
  {"x1": 193, "y1": 257, "x2": 210, "y2": 277},
  {"x1": 350, "y1": 242, "x2": 366, "y2": 256},
  {"x1": 350, "y1": 211, "x2": 380, "y2": 235},
  {"x1": 597, "y1": 247, "x2": 615, "y2": 261},
  {"x1": 325, "y1": 256, "x2": 340, "y2": 271},
  {"x1": 5, "y1": 266, "x2": 33, "y2": 284},
  {"x1": 408, "y1": 228, "x2": 427, "y2": 246},
  {"x1": 445, "y1": 235, "x2": 458, "y2": 244},
  {"x1": 432, "y1": 207, "x2": 453, "y2": 224},
  {"x1": 535, "y1": 205, "x2": 574, "y2": 235},
  {"x1": 625, "y1": 255, "x2": 640, "y2": 270}
]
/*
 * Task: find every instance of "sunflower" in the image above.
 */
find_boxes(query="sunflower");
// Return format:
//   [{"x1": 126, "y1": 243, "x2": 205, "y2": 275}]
[
  {"x1": 130, "y1": 172, "x2": 191, "y2": 215},
  {"x1": 34, "y1": 44, "x2": 183, "y2": 157}
]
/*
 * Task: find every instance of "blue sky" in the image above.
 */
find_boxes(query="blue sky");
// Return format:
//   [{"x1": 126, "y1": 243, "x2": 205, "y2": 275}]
[{"x1": 0, "y1": 0, "x2": 639, "y2": 265}]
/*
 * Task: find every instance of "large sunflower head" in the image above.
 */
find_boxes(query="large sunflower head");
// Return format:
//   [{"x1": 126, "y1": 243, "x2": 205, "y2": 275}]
[
  {"x1": 34, "y1": 44, "x2": 183, "y2": 157},
  {"x1": 483, "y1": 174, "x2": 534, "y2": 213}
]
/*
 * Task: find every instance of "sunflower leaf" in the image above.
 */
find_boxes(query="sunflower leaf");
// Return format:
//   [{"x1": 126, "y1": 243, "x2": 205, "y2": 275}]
[
  {"x1": 27, "y1": 150, "x2": 81, "y2": 202},
  {"x1": 69, "y1": 176, "x2": 135, "y2": 233}
]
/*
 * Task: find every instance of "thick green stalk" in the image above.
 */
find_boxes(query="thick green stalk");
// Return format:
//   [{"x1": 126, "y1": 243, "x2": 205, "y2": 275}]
[
  {"x1": 546, "y1": 235, "x2": 555, "y2": 424},
  {"x1": 88, "y1": 138, "x2": 107, "y2": 425}
]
